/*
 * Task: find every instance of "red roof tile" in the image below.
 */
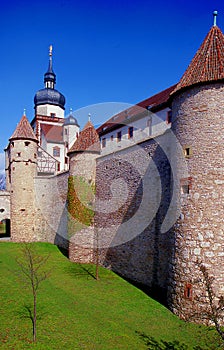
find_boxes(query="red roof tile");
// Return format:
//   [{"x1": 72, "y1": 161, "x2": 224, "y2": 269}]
[
  {"x1": 171, "y1": 25, "x2": 224, "y2": 96},
  {"x1": 10, "y1": 115, "x2": 38, "y2": 142},
  {"x1": 68, "y1": 120, "x2": 100, "y2": 154},
  {"x1": 41, "y1": 124, "x2": 63, "y2": 143}
]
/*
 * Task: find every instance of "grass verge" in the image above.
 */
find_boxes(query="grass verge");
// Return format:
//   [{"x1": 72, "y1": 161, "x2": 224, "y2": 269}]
[{"x1": 0, "y1": 242, "x2": 221, "y2": 349}]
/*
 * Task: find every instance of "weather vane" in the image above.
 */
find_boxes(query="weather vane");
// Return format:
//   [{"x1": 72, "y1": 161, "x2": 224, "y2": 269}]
[{"x1": 88, "y1": 113, "x2": 91, "y2": 122}]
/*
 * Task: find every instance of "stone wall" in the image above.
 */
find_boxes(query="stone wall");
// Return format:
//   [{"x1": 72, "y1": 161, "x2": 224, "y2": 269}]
[
  {"x1": 34, "y1": 171, "x2": 69, "y2": 247},
  {"x1": 93, "y1": 132, "x2": 174, "y2": 302},
  {"x1": 170, "y1": 83, "x2": 224, "y2": 320}
]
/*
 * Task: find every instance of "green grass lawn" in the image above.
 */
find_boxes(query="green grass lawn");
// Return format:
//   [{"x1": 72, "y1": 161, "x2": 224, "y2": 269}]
[{"x1": 0, "y1": 242, "x2": 221, "y2": 349}]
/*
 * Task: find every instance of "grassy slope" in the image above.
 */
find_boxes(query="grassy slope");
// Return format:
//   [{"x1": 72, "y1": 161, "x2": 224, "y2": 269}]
[{"x1": 0, "y1": 242, "x2": 220, "y2": 349}]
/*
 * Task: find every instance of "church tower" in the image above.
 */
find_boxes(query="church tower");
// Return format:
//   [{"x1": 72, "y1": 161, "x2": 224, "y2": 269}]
[
  {"x1": 8, "y1": 114, "x2": 38, "y2": 241},
  {"x1": 31, "y1": 46, "x2": 78, "y2": 172},
  {"x1": 33, "y1": 45, "x2": 65, "y2": 127},
  {"x1": 169, "y1": 12, "x2": 224, "y2": 320}
]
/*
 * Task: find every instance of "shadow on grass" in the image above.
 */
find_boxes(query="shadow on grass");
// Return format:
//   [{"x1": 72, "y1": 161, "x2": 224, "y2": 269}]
[
  {"x1": 64, "y1": 263, "x2": 97, "y2": 280},
  {"x1": 16, "y1": 304, "x2": 47, "y2": 323},
  {"x1": 136, "y1": 331, "x2": 214, "y2": 350}
]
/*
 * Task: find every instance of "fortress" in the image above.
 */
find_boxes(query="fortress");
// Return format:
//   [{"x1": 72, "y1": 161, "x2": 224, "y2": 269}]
[{"x1": 0, "y1": 14, "x2": 223, "y2": 323}]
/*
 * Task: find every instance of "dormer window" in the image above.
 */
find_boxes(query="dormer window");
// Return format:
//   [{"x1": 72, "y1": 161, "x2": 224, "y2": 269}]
[{"x1": 50, "y1": 113, "x2": 56, "y2": 118}]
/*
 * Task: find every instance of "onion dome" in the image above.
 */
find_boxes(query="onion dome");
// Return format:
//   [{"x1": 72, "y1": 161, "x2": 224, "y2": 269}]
[
  {"x1": 68, "y1": 120, "x2": 100, "y2": 154},
  {"x1": 170, "y1": 12, "x2": 224, "y2": 99},
  {"x1": 34, "y1": 89, "x2": 65, "y2": 109},
  {"x1": 64, "y1": 110, "x2": 80, "y2": 127},
  {"x1": 10, "y1": 114, "x2": 38, "y2": 142},
  {"x1": 34, "y1": 45, "x2": 66, "y2": 110}
]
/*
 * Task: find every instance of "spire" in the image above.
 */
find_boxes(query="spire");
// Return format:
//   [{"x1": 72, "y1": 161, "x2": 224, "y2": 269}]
[
  {"x1": 170, "y1": 17, "x2": 224, "y2": 97},
  {"x1": 10, "y1": 115, "x2": 38, "y2": 142},
  {"x1": 213, "y1": 10, "x2": 218, "y2": 26},
  {"x1": 44, "y1": 45, "x2": 56, "y2": 89}
]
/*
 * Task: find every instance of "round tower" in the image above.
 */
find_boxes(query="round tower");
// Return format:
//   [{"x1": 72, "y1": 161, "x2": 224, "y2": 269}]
[
  {"x1": 9, "y1": 114, "x2": 38, "y2": 241},
  {"x1": 169, "y1": 15, "x2": 224, "y2": 321},
  {"x1": 67, "y1": 119, "x2": 100, "y2": 262}
]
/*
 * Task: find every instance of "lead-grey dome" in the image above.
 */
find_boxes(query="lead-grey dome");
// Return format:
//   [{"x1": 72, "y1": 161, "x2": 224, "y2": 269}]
[
  {"x1": 34, "y1": 88, "x2": 65, "y2": 109},
  {"x1": 64, "y1": 114, "x2": 79, "y2": 127}
]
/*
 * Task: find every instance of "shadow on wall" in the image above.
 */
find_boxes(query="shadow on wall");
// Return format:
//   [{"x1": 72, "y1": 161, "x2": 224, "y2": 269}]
[
  {"x1": 95, "y1": 139, "x2": 174, "y2": 306},
  {"x1": 54, "y1": 206, "x2": 69, "y2": 252}
]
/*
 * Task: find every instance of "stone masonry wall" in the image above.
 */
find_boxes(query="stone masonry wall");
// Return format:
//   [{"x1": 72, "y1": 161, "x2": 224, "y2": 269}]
[
  {"x1": 94, "y1": 132, "x2": 174, "y2": 301},
  {"x1": 34, "y1": 171, "x2": 69, "y2": 248},
  {"x1": 69, "y1": 152, "x2": 98, "y2": 263},
  {"x1": 170, "y1": 83, "x2": 224, "y2": 320}
]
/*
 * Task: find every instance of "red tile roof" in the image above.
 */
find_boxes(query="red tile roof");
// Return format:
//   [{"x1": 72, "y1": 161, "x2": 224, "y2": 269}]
[
  {"x1": 68, "y1": 120, "x2": 100, "y2": 154},
  {"x1": 171, "y1": 25, "x2": 224, "y2": 96},
  {"x1": 41, "y1": 124, "x2": 63, "y2": 143},
  {"x1": 10, "y1": 115, "x2": 38, "y2": 142},
  {"x1": 97, "y1": 84, "x2": 176, "y2": 135}
]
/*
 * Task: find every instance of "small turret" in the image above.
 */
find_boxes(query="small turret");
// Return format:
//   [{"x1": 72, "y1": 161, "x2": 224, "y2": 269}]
[
  {"x1": 9, "y1": 114, "x2": 38, "y2": 241},
  {"x1": 63, "y1": 109, "x2": 80, "y2": 150},
  {"x1": 68, "y1": 119, "x2": 100, "y2": 182}
]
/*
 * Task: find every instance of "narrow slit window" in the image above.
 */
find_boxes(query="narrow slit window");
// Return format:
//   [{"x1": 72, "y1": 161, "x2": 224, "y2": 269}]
[
  {"x1": 181, "y1": 177, "x2": 192, "y2": 195},
  {"x1": 184, "y1": 283, "x2": 193, "y2": 300},
  {"x1": 184, "y1": 146, "x2": 192, "y2": 158}
]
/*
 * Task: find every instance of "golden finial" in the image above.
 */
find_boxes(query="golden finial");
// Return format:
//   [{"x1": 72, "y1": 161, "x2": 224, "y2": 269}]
[{"x1": 49, "y1": 45, "x2": 53, "y2": 56}]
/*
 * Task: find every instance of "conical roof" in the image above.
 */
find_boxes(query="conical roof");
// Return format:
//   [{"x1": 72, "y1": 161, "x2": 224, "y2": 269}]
[
  {"x1": 68, "y1": 120, "x2": 100, "y2": 154},
  {"x1": 171, "y1": 25, "x2": 224, "y2": 97},
  {"x1": 10, "y1": 115, "x2": 38, "y2": 142}
]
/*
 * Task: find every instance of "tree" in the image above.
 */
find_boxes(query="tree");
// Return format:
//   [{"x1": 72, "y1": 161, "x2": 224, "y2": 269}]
[
  {"x1": 194, "y1": 260, "x2": 224, "y2": 346},
  {"x1": 16, "y1": 243, "x2": 50, "y2": 342}
]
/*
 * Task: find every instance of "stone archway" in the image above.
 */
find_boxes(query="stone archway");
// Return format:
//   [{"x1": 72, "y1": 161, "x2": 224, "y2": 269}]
[
  {"x1": 0, "y1": 191, "x2": 11, "y2": 239},
  {"x1": 0, "y1": 218, "x2": 10, "y2": 238}
]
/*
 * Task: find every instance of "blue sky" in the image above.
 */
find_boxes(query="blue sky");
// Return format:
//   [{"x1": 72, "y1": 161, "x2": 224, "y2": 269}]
[{"x1": 0, "y1": 0, "x2": 223, "y2": 172}]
